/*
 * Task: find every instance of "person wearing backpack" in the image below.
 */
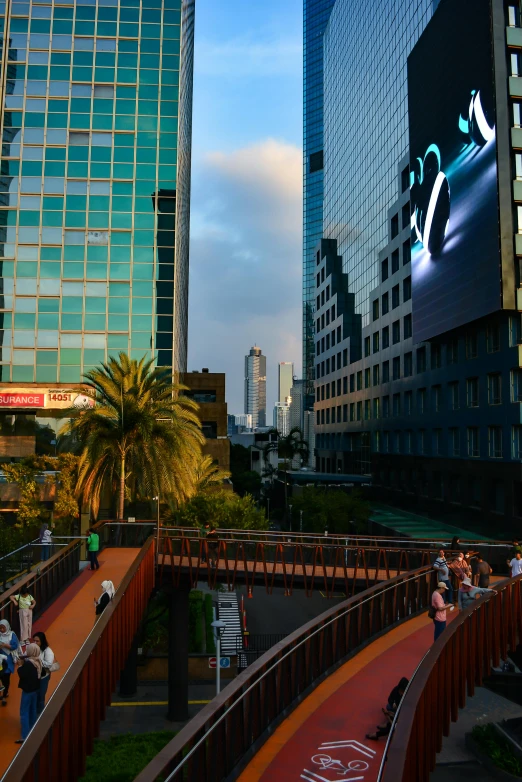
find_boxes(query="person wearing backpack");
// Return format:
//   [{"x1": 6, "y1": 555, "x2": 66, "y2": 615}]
[{"x1": 430, "y1": 582, "x2": 454, "y2": 642}]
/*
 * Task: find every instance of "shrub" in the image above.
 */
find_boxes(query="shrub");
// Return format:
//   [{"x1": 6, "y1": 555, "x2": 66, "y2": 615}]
[
  {"x1": 472, "y1": 724, "x2": 522, "y2": 777},
  {"x1": 79, "y1": 731, "x2": 176, "y2": 782}
]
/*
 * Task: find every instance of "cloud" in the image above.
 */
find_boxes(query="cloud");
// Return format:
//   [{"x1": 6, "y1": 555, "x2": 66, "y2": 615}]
[
  {"x1": 188, "y1": 139, "x2": 303, "y2": 414},
  {"x1": 196, "y1": 36, "x2": 303, "y2": 77}
]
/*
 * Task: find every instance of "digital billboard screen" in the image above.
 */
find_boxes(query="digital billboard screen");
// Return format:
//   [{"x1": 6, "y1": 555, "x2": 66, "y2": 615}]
[{"x1": 408, "y1": 0, "x2": 500, "y2": 343}]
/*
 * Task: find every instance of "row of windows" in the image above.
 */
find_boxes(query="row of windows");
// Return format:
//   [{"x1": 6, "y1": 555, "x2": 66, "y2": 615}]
[
  {"x1": 316, "y1": 371, "x2": 522, "y2": 411},
  {"x1": 371, "y1": 277, "x2": 411, "y2": 322},
  {"x1": 318, "y1": 425, "x2": 522, "y2": 460},
  {"x1": 380, "y1": 238, "x2": 410, "y2": 282}
]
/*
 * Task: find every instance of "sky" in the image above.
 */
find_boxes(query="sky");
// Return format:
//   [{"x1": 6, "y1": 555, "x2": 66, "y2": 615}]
[{"x1": 187, "y1": 0, "x2": 304, "y2": 416}]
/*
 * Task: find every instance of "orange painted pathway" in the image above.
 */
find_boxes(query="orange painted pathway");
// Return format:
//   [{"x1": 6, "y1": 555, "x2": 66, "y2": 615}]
[
  {"x1": 239, "y1": 611, "x2": 458, "y2": 782},
  {"x1": 0, "y1": 548, "x2": 139, "y2": 779}
]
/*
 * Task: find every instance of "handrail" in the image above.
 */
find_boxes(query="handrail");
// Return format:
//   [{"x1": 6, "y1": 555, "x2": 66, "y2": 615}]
[
  {"x1": 1, "y1": 537, "x2": 155, "y2": 782},
  {"x1": 0, "y1": 539, "x2": 39, "y2": 564},
  {"x1": 134, "y1": 563, "x2": 437, "y2": 782},
  {"x1": 379, "y1": 573, "x2": 522, "y2": 782}
]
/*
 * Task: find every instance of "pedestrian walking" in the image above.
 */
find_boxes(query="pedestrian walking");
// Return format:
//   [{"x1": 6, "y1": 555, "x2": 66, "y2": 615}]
[
  {"x1": 0, "y1": 619, "x2": 19, "y2": 707},
  {"x1": 94, "y1": 580, "x2": 115, "y2": 619},
  {"x1": 507, "y1": 551, "x2": 522, "y2": 578},
  {"x1": 32, "y1": 631, "x2": 56, "y2": 715},
  {"x1": 433, "y1": 549, "x2": 453, "y2": 603},
  {"x1": 200, "y1": 521, "x2": 210, "y2": 563},
  {"x1": 10, "y1": 585, "x2": 36, "y2": 645},
  {"x1": 16, "y1": 643, "x2": 41, "y2": 744},
  {"x1": 87, "y1": 528, "x2": 100, "y2": 571},
  {"x1": 449, "y1": 551, "x2": 472, "y2": 582},
  {"x1": 476, "y1": 554, "x2": 493, "y2": 588},
  {"x1": 430, "y1": 582, "x2": 454, "y2": 642},
  {"x1": 206, "y1": 525, "x2": 219, "y2": 568},
  {"x1": 39, "y1": 522, "x2": 53, "y2": 562},
  {"x1": 458, "y1": 577, "x2": 496, "y2": 611}
]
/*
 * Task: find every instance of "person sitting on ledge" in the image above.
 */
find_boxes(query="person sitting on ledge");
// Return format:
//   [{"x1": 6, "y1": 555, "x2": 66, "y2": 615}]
[{"x1": 366, "y1": 677, "x2": 409, "y2": 741}]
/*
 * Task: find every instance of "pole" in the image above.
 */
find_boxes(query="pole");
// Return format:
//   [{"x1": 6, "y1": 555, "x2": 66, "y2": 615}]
[
  {"x1": 155, "y1": 494, "x2": 160, "y2": 564},
  {"x1": 289, "y1": 504, "x2": 292, "y2": 532},
  {"x1": 267, "y1": 498, "x2": 270, "y2": 521},
  {"x1": 216, "y1": 633, "x2": 221, "y2": 695},
  {"x1": 300, "y1": 510, "x2": 303, "y2": 532}
]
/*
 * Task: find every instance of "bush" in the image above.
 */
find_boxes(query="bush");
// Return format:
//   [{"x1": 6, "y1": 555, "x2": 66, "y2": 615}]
[
  {"x1": 204, "y1": 593, "x2": 216, "y2": 654},
  {"x1": 79, "y1": 731, "x2": 176, "y2": 782},
  {"x1": 472, "y1": 724, "x2": 522, "y2": 777}
]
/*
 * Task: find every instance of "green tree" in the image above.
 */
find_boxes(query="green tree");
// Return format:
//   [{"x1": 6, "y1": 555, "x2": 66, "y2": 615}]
[
  {"x1": 290, "y1": 487, "x2": 369, "y2": 535},
  {"x1": 230, "y1": 443, "x2": 262, "y2": 498},
  {"x1": 1, "y1": 462, "x2": 47, "y2": 531},
  {"x1": 191, "y1": 453, "x2": 231, "y2": 495},
  {"x1": 166, "y1": 490, "x2": 268, "y2": 530},
  {"x1": 263, "y1": 427, "x2": 309, "y2": 513},
  {"x1": 61, "y1": 352, "x2": 204, "y2": 519}
]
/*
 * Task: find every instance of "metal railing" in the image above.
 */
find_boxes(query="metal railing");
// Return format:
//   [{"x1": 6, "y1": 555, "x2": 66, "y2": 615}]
[
  {"x1": 379, "y1": 573, "x2": 522, "y2": 782},
  {"x1": 134, "y1": 564, "x2": 437, "y2": 782},
  {"x1": 1, "y1": 537, "x2": 156, "y2": 782}
]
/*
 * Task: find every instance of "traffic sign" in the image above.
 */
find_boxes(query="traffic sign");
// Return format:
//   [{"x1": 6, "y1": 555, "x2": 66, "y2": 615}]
[
  {"x1": 220, "y1": 657, "x2": 230, "y2": 668},
  {"x1": 209, "y1": 657, "x2": 217, "y2": 669}
]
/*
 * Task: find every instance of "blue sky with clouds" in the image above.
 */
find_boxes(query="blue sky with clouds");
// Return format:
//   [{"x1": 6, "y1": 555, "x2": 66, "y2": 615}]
[{"x1": 187, "y1": 0, "x2": 303, "y2": 415}]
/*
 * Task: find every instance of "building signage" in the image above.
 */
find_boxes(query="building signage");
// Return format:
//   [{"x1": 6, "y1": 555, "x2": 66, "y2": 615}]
[{"x1": 0, "y1": 388, "x2": 95, "y2": 410}]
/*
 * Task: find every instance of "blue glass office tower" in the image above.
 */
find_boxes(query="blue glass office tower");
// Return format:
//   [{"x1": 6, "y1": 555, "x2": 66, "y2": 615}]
[
  {"x1": 0, "y1": 0, "x2": 195, "y2": 387},
  {"x1": 303, "y1": 0, "x2": 335, "y2": 410}
]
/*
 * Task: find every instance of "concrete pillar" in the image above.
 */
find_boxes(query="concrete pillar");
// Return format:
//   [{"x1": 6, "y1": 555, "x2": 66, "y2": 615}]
[
  {"x1": 167, "y1": 580, "x2": 190, "y2": 721},
  {"x1": 118, "y1": 627, "x2": 141, "y2": 697}
]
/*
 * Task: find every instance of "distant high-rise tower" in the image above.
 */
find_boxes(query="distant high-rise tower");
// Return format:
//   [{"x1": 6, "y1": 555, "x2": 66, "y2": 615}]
[
  {"x1": 278, "y1": 362, "x2": 294, "y2": 404},
  {"x1": 244, "y1": 346, "x2": 266, "y2": 429}
]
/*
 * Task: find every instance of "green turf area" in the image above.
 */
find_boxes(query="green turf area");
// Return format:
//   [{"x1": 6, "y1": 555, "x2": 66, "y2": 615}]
[
  {"x1": 370, "y1": 503, "x2": 495, "y2": 541},
  {"x1": 79, "y1": 731, "x2": 175, "y2": 782}
]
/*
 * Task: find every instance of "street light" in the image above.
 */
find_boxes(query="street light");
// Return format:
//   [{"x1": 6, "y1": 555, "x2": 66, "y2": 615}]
[
  {"x1": 267, "y1": 497, "x2": 270, "y2": 521},
  {"x1": 299, "y1": 510, "x2": 303, "y2": 532},
  {"x1": 153, "y1": 495, "x2": 160, "y2": 563},
  {"x1": 288, "y1": 503, "x2": 292, "y2": 532},
  {"x1": 211, "y1": 619, "x2": 226, "y2": 694}
]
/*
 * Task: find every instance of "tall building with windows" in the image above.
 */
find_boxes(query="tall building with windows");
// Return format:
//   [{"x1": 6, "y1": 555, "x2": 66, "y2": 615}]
[
  {"x1": 244, "y1": 345, "x2": 266, "y2": 429},
  {"x1": 311, "y1": 0, "x2": 522, "y2": 530},
  {"x1": 278, "y1": 361, "x2": 293, "y2": 404},
  {"x1": 0, "y1": 0, "x2": 195, "y2": 459}
]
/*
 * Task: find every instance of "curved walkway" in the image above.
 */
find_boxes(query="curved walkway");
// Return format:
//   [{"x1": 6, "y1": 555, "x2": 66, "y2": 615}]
[
  {"x1": 239, "y1": 612, "x2": 457, "y2": 782},
  {"x1": 0, "y1": 547, "x2": 139, "y2": 779}
]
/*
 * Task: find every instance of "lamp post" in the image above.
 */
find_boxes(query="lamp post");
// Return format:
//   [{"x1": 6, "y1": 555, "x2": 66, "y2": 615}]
[
  {"x1": 288, "y1": 503, "x2": 293, "y2": 532},
  {"x1": 211, "y1": 619, "x2": 226, "y2": 694},
  {"x1": 267, "y1": 497, "x2": 270, "y2": 522},
  {"x1": 153, "y1": 494, "x2": 160, "y2": 563},
  {"x1": 300, "y1": 510, "x2": 303, "y2": 532}
]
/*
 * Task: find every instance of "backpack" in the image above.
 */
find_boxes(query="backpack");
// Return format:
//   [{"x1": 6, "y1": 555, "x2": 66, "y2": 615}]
[{"x1": 427, "y1": 604, "x2": 437, "y2": 619}]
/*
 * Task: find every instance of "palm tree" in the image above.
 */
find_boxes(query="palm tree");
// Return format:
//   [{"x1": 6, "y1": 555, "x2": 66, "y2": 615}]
[
  {"x1": 61, "y1": 352, "x2": 204, "y2": 519},
  {"x1": 263, "y1": 427, "x2": 309, "y2": 514},
  {"x1": 191, "y1": 453, "x2": 231, "y2": 495}
]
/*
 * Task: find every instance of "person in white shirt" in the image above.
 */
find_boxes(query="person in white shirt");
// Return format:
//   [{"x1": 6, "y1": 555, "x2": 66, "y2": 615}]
[
  {"x1": 32, "y1": 631, "x2": 55, "y2": 715},
  {"x1": 39, "y1": 523, "x2": 53, "y2": 562},
  {"x1": 507, "y1": 552, "x2": 522, "y2": 578}
]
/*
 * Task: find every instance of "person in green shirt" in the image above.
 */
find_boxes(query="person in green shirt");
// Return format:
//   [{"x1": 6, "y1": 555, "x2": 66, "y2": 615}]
[{"x1": 86, "y1": 529, "x2": 100, "y2": 571}]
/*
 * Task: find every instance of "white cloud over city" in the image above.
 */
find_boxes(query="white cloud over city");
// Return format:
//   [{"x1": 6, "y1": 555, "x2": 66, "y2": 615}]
[{"x1": 187, "y1": 139, "x2": 303, "y2": 414}]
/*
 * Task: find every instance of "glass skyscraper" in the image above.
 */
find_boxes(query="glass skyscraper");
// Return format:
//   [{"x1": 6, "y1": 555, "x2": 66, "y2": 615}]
[{"x1": 0, "y1": 0, "x2": 195, "y2": 386}]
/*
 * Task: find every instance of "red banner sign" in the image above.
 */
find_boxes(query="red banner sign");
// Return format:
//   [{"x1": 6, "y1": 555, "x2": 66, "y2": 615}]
[{"x1": 0, "y1": 393, "x2": 45, "y2": 407}]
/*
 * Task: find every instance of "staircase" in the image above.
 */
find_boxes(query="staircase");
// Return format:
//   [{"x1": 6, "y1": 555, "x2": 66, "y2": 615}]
[{"x1": 217, "y1": 591, "x2": 242, "y2": 656}]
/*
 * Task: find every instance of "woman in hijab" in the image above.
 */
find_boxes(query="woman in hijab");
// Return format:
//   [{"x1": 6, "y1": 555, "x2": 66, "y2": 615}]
[
  {"x1": 94, "y1": 580, "x2": 116, "y2": 618},
  {"x1": 0, "y1": 619, "x2": 20, "y2": 707},
  {"x1": 33, "y1": 631, "x2": 55, "y2": 715},
  {"x1": 16, "y1": 643, "x2": 41, "y2": 743},
  {"x1": 458, "y1": 577, "x2": 496, "y2": 611}
]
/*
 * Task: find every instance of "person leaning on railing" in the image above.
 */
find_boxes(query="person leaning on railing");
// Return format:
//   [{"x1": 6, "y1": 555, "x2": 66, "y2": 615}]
[{"x1": 458, "y1": 577, "x2": 496, "y2": 611}]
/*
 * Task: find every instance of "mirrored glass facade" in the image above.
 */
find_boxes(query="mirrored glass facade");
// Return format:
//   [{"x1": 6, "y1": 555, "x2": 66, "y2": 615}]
[{"x1": 0, "y1": 0, "x2": 195, "y2": 384}]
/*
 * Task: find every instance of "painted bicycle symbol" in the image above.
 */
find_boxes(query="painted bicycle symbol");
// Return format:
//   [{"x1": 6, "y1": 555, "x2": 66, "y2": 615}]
[{"x1": 312, "y1": 754, "x2": 369, "y2": 775}]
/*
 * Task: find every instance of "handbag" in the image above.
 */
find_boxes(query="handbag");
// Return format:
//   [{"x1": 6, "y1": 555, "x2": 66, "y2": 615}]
[
  {"x1": 427, "y1": 604, "x2": 437, "y2": 619},
  {"x1": 48, "y1": 661, "x2": 60, "y2": 673}
]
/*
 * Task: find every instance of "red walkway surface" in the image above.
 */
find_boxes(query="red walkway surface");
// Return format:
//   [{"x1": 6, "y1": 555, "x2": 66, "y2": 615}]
[
  {"x1": 0, "y1": 548, "x2": 139, "y2": 779},
  {"x1": 239, "y1": 611, "x2": 458, "y2": 782}
]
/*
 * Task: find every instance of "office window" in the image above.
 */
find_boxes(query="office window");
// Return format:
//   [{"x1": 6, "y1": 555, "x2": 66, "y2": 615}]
[
  {"x1": 382, "y1": 395, "x2": 390, "y2": 418},
  {"x1": 392, "y1": 284, "x2": 400, "y2": 308},
  {"x1": 382, "y1": 360, "x2": 390, "y2": 383},
  {"x1": 326, "y1": 384, "x2": 330, "y2": 400},
  {"x1": 393, "y1": 430, "x2": 400, "y2": 453},
  {"x1": 512, "y1": 368, "x2": 522, "y2": 402},
  {"x1": 316, "y1": 387, "x2": 320, "y2": 402},
  {"x1": 450, "y1": 427, "x2": 460, "y2": 456},
  {"x1": 326, "y1": 310, "x2": 330, "y2": 326},
  {"x1": 382, "y1": 291, "x2": 389, "y2": 315},
  {"x1": 364, "y1": 399, "x2": 371, "y2": 420},
  {"x1": 391, "y1": 214, "x2": 399, "y2": 239},
  {"x1": 337, "y1": 326, "x2": 342, "y2": 343},
  {"x1": 364, "y1": 336, "x2": 371, "y2": 357},
  {"x1": 357, "y1": 371, "x2": 362, "y2": 390},
  {"x1": 466, "y1": 377, "x2": 479, "y2": 408},
  {"x1": 467, "y1": 427, "x2": 480, "y2": 457},
  {"x1": 356, "y1": 401, "x2": 362, "y2": 421},
  {"x1": 336, "y1": 378, "x2": 342, "y2": 396},
  {"x1": 404, "y1": 352, "x2": 413, "y2": 377},
  {"x1": 403, "y1": 239, "x2": 411, "y2": 265},
  {"x1": 431, "y1": 344, "x2": 441, "y2": 369},
  {"x1": 433, "y1": 428, "x2": 443, "y2": 455},
  {"x1": 487, "y1": 325, "x2": 500, "y2": 353},
  {"x1": 448, "y1": 381, "x2": 459, "y2": 410},
  {"x1": 349, "y1": 402, "x2": 355, "y2": 422},
  {"x1": 488, "y1": 373, "x2": 502, "y2": 405},
  {"x1": 405, "y1": 390, "x2": 412, "y2": 415},
  {"x1": 401, "y1": 166, "x2": 410, "y2": 193},
  {"x1": 364, "y1": 368, "x2": 371, "y2": 388},
  {"x1": 401, "y1": 202, "x2": 410, "y2": 230},
  {"x1": 404, "y1": 314, "x2": 412, "y2": 339},
  {"x1": 383, "y1": 431, "x2": 390, "y2": 453},
  {"x1": 447, "y1": 339, "x2": 458, "y2": 364},
  {"x1": 373, "y1": 364, "x2": 380, "y2": 386},
  {"x1": 343, "y1": 404, "x2": 348, "y2": 422},
  {"x1": 432, "y1": 384, "x2": 442, "y2": 412},
  {"x1": 330, "y1": 380, "x2": 335, "y2": 398},
  {"x1": 382, "y1": 326, "x2": 390, "y2": 349},
  {"x1": 392, "y1": 320, "x2": 400, "y2": 344},
  {"x1": 343, "y1": 376, "x2": 348, "y2": 394},
  {"x1": 326, "y1": 285, "x2": 330, "y2": 300},
  {"x1": 372, "y1": 298, "x2": 379, "y2": 321},
  {"x1": 418, "y1": 429, "x2": 426, "y2": 454},
  {"x1": 381, "y1": 258, "x2": 389, "y2": 282},
  {"x1": 373, "y1": 398, "x2": 380, "y2": 419},
  {"x1": 417, "y1": 346, "x2": 426, "y2": 373},
  {"x1": 512, "y1": 425, "x2": 522, "y2": 459},
  {"x1": 309, "y1": 150, "x2": 323, "y2": 172},
  {"x1": 510, "y1": 315, "x2": 522, "y2": 346},
  {"x1": 325, "y1": 358, "x2": 330, "y2": 374},
  {"x1": 373, "y1": 331, "x2": 380, "y2": 354},
  {"x1": 374, "y1": 431, "x2": 381, "y2": 453},
  {"x1": 350, "y1": 373, "x2": 355, "y2": 392},
  {"x1": 343, "y1": 348, "x2": 348, "y2": 367},
  {"x1": 488, "y1": 426, "x2": 503, "y2": 458},
  {"x1": 418, "y1": 387, "x2": 427, "y2": 414},
  {"x1": 331, "y1": 304, "x2": 336, "y2": 320},
  {"x1": 331, "y1": 330, "x2": 335, "y2": 347},
  {"x1": 466, "y1": 332, "x2": 478, "y2": 359},
  {"x1": 337, "y1": 405, "x2": 342, "y2": 423},
  {"x1": 326, "y1": 409, "x2": 330, "y2": 424},
  {"x1": 391, "y1": 248, "x2": 399, "y2": 273},
  {"x1": 337, "y1": 352, "x2": 342, "y2": 370},
  {"x1": 392, "y1": 392, "x2": 401, "y2": 416},
  {"x1": 392, "y1": 356, "x2": 400, "y2": 380},
  {"x1": 404, "y1": 429, "x2": 413, "y2": 454},
  {"x1": 326, "y1": 334, "x2": 330, "y2": 350},
  {"x1": 403, "y1": 275, "x2": 411, "y2": 302}
]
